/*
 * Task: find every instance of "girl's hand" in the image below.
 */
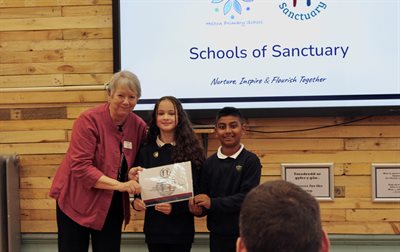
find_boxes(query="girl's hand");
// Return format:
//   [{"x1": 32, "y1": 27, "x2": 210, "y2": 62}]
[
  {"x1": 133, "y1": 198, "x2": 146, "y2": 211},
  {"x1": 155, "y1": 203, "x2": 172, "y2": 215},
  {"x1": 128, "y1": 166, "x2": 143, "y2": 181}
]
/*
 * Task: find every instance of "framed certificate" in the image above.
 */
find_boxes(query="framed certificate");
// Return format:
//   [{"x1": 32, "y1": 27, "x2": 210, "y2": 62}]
[
  {"x1": 282, "y1": 163, "x2": 334, "y2": 201},
  {"x1": 371, "y1": 163, "x2": 400, "y2": 202},
  {"x1": 139, "y1": 161, "x2": 193, "y2": 206}
]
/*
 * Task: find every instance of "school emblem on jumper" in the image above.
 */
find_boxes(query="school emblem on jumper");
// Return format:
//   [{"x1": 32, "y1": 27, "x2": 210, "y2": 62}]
[
  {"x1": 153, "y1": 151, "x2": 159, "y2": 158},
  {"x1": 236, "y1": 165, "x2": 243, "y2": 172}
]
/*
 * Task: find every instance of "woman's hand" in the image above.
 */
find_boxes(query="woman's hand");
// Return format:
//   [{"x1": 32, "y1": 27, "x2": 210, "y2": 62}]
[
  {"x1": 128, "y1": 166, "x2": 143, "y2": 181},
  {"x1": 155, "y1": 203, "x2": 172, "y2": 215},
  {"x1": 118, "y1": 180, "x2": 141, "y2": 194},
  {"x1": 95, "y1": 175, "x2": 140, "y2": 194}
]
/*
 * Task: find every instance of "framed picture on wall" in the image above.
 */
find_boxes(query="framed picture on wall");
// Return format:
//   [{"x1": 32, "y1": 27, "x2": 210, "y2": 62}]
[
  {"x1": 281, "y1": 163, "x2": 334, "y2": 201},
  {"x1": 371, "y1": 163, "x2": 400, "y2": 202}
]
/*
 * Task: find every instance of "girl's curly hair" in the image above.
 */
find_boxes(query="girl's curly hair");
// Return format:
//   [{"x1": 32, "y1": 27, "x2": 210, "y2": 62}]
[{"x1": 146, "y1": 96, "x2": 205, "y2": 168}]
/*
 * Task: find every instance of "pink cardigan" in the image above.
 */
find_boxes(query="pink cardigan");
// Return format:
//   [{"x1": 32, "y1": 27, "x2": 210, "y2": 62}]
[{"x1": 50, "y1": 103, "x2": 147, "y2": 230}]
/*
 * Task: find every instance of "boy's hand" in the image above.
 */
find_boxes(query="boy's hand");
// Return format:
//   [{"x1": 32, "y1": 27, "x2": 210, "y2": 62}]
[
  {"x1": 194, "y1": 194, "x2": 211, "y2": 209},
  {"x1": 189, "y1": 197, "x2": 203, "y2": 216}
]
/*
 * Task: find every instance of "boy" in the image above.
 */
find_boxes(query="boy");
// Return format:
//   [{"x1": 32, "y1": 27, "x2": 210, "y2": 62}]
[
  {"x1": 193, "y1": 107, "x2": 262, "y2": 252},
  {"x1": 237, "y1": 180, "x2": 330, "y2": 252}
]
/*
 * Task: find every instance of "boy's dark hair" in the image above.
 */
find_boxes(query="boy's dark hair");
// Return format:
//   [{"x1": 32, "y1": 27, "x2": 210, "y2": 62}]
[
  {"x1": 215, "y1": 107, "x2": 245, "y2": 124},
  {"x1": 240, "y1": 180, "x2": 323, "y2": 252}
]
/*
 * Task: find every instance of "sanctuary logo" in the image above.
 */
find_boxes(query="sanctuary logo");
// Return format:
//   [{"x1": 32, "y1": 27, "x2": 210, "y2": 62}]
[
  {"x1": 278, "y1": 0, "x2": 327, "y2": 21},
  {"x1": 293, "y1": 0, "x2": 312, "y2": 7}
]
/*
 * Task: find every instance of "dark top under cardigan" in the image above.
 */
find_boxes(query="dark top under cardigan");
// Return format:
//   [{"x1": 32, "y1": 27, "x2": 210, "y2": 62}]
[
  {"x1": 199, "y1": 148, "x2": 262, "y2": 236},
  {"x1": 135, "y1": 141, "x2": 200, "y2": 244}
]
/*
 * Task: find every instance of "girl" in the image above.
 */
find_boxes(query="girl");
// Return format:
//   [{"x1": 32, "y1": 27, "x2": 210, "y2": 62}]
[{"x1": 132, "y1": 96, "x2": 205, "y2": 252}]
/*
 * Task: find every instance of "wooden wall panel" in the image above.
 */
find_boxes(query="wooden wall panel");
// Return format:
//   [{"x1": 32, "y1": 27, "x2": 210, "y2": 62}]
[
  {"x1": 0, "y1": 90, "x2": 107, "y2": 104},
  {"x1": 256, "y1": 151, "x2": 399, "y2": 163},
  {"x1": 0, "y1": 130, "x2": 66, "y2": 143},
  {"x1": 0, "y1": 1, "x2": 399, "y2": 236},
  {"x1": 0, "y1": 119, "x2": 73, "y2": 131},
  {"x1": 19, "y1": 154, "x2": 65, "y2": 165},
  {"x1": 63, "y1": 73, "x2": 112, "y2": 85},
  {"x1": 20, "y1": 188, "x2": 52, "y2": 199},
  {"x1": 20, "y1": 165, "x2": 58, "y2": 177},
  {"x1": 208, "y1": 138, "x2": 345, "y2": 151},
  {"x1": 0, "y1": 30, "x2": 63, "y2": 41},
  {"x1": 322, "y1": 221, "x2": 400, "y2": 234},
  {"x1": 21, "y1": 177, "x2": 53, "y2": 189},
  {"x1": 345, "y1": 138, "x2": 400, "y2": 150},
  {"x1": 20, "y1": 199, "x2": 54, "y2": 210},
  {"x1": 346, "y1": 209, "x2": 400, "y2": 222},
  {"x1": 245, "y1": 125, "x2": 400, "y2": 138},
  {"x1": 0, "y1": 61, "x2": 112, "y2": 75},
  {"x1": 0, "y1": 39, "x2": 112, "y2": 52},
  {"x1": 63, "y1": 28, "x2": 112, "y2": 40},
  {"x1": 21, "y1": 221, "x2": 56, "y2": 232},
  {"x1": 0, "y1": 142, "x2": 69, "y2": 155},
  {"x1": 0, "y1": 7, "x2": 62, "y2": 18},
  {"x1": 62, "y1": 6, "x2": 111, "y2": 17},
  {"x1": 67, "y1": 106, "x2": 95, "y2": 118},
  {"x1": 0, "y1": 16, "x2": 111, "y2": 31},
  {"x1": 21, "y1": 209, "x2": 56, "y2": 221},
  {"x1": 63, "y1": 49, "x2": 113, "y2": 62},
  {"x1": 0, "y1": 0, "x2": 110, "y2": 8},
  {"x1": 320, "y1": 198, "x2": 400, "y2": 209},
  {"x1": 0, "y1": 50, "x2": 64, "y2": 63}
]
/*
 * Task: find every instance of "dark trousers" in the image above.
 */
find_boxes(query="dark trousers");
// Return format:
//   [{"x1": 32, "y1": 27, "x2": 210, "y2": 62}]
[
  {"x1": 56, "y1": 192, "x2": 124, "y2": 252},
  {"x1": 209, "y1": 233, "x2": 237, "y2": 252},
  {"x1": 147, "y1": 243, "x2": 192, "y2": 252}
]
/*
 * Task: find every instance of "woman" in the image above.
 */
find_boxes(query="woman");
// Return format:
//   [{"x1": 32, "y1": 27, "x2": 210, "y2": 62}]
[
  {"x1": 49, "y1": 70, "x2": 147, "y2": 252},
  {"x1": 132, "y1": 96, "x2": 205, "y2": 252}
]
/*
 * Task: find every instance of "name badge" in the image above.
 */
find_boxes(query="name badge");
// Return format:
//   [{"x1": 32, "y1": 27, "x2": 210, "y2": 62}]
[{"x1": 123, "y1": 141, "x2": 132, "y2": 149}]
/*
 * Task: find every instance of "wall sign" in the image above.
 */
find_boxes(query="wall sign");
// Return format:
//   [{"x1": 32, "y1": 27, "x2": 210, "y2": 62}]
[
  {"x1": 282, "y1": 163, "x2": 334, "y2": 201},
  {"x1": 371, "y1": 164, "x2": 400, "y2": 202}
]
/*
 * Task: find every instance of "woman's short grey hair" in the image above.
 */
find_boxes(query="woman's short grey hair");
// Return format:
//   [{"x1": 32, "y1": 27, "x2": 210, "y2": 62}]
[{"x1": 105, "y1": 70, "x2": 141, "y2": 98}]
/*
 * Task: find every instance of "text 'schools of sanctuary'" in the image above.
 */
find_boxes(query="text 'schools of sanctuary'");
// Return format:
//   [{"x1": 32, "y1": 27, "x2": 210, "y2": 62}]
[{"x1": 189, "y1": 44, "x2": 349, "y2": 60}]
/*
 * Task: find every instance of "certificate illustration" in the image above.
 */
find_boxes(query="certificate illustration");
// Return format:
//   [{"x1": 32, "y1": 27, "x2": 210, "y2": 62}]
[{"x1": 139, "y1": 161, "x2": 193, "y2": 206}]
